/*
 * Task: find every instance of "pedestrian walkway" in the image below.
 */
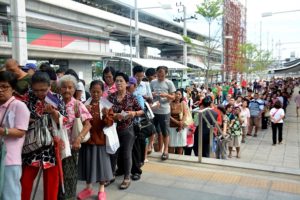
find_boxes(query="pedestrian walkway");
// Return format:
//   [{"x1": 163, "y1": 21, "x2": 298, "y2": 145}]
[
  {"x1": 152, "y1": 87, "x2": 300, "y2": 171},
  {"x1": 237, "y1": 87, "x2": 300, "y2": 169},
  {"x1": 78, "y1": 161, "x2": 300, "y2": 200}
]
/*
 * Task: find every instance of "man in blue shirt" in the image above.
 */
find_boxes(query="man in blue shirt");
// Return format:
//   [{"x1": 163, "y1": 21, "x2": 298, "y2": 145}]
[{"x1": 248, "y1": 93, "x2": 264, "y2": 137}]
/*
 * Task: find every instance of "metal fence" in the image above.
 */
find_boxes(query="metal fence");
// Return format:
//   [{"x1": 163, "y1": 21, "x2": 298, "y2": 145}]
[{"x1": 193, "y1": 108, "x2": 224, "y2": 163}]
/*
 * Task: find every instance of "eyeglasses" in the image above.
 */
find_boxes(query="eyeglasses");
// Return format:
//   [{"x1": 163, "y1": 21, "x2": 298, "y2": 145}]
[{"x1": 0, "y1": 85, "x2": 11, "y2": 92}]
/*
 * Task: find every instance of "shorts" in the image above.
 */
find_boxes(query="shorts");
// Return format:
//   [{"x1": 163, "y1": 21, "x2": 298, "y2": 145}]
[
  {"x1": 2, "y1": 165, "x2": 22, "y2": 200},
  {"x1": 228, "y1": 135, "x2": 241, "y2": 147},
  {"x1": 153, "y1": 113, "x2": 170, "y2": 137},
  {"x1": 249, "y1": 116, "x2": 260, "y2": 127}
]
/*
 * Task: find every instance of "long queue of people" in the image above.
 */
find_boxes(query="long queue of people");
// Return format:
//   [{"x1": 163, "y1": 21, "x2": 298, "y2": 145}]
[{"x1": 0, "y1": 58, "x2": 299, "y2": 200}]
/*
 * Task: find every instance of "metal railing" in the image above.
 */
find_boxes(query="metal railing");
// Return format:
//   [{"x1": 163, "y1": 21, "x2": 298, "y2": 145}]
[{"x1": 193, "y1": 107, "x2": 223, "y2": 163}]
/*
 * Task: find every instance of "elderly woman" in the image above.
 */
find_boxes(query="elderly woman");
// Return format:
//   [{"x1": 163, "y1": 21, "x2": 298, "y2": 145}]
[
  {"x1": 77, "y1": 80, "x2": 114, "y2": 200},
  {"x1": 58, "y1": 75, "x2": 92, "y2": 200},
  {"x1": 0, "y1": 71, "x2": 30, "y2": 200},
  {"x1": 21, "y1": 71, "x2": 66, "y2": 200},
  {"x1": 107, "y1": 72, "x2": 143, "y2": 190}
]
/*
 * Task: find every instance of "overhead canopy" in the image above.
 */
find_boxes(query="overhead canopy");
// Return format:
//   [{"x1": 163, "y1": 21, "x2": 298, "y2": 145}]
[
  {"x1": 269, "y1": 59, "x2": 300, "y2": 74},
  {"x1": 187, "y1": 60, "x2": 206, "y2": 70},
  {"x1": 122, "y1": 57, "x2": 188, "y2": 70}
]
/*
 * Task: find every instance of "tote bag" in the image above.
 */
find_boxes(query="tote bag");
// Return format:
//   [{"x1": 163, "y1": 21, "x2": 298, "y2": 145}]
[
  {"x1": 181, "y1": 103, "x2": 194, "y2": 127},
  {"x1": 72, "y1": 101, "x2": 90, "y2": 143},
  {"x1": 103, "y1": 123, "x2": 120, "y2": 154}
]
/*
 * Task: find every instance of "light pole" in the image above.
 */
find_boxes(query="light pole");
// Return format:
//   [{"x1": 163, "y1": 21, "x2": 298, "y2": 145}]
[
  {"x1": 173, "y1": 2, "x2": 196, "y2": 67},
  {"x1": 134, "y1": 1, "x2": 172, "y2": 59}
]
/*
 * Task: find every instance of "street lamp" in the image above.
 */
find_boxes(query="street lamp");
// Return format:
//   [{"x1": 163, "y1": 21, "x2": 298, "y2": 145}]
[
  {"x1": 134, "y1": 1, "x2": 172, "y2": 59},
  {"x1": 262, "y1": 9, "x2": 300, "y2": 17},
  {"x1": 129, "y1": 1, "x2": 172, "y2": 76}
]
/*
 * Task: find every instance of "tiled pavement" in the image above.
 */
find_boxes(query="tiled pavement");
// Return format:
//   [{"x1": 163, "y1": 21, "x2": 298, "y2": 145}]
[
  {"x1": 77, "y1": 161, "x2": 300, "y2": 200},
  {"x1": 33, "y1": 88, "x2": 300, "y2": 199}
]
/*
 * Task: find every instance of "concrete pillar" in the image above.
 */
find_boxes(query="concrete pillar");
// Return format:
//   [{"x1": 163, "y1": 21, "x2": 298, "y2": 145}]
[
  {"x1": 68, "y1": 60, "x2": 93, "y2": 87},
  {"x1": 11, "y1": 0, "x2": 27, "y2": 65},
  {"x1": 139, "y1": 43, "x2": 148, "y2": 58}
]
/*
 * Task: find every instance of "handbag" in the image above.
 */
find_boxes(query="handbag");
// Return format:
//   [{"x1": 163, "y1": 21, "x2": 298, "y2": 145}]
[
  {"x1": 22, "y1": 114, "x2": 53, "y2": 154},
  {"x1": 183, "y1": 104, "x2": 194, "y2": 127},
  {"x1": 180, "y1": 103, "x2": 193, "y2": 127},
  {"x1": 264, "y1": 107, "x2": 270, "y2": 117},
  {"x1": 72, "y1": 101, "x2": 90, "y2": 143},
  {"x1": 103, "y1": 123, "x2": 120, "y2": 154}
]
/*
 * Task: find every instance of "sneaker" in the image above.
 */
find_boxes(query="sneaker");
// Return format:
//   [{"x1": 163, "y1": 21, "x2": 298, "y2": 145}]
[
  {"x1": 253, "y1": 134, "x2": 257, "y2": 137},
  {"x1": 77, "y1": 188, "x2": 94, "y2": 200},
  {"x1": 241, "y1": 139, "x2": 245, "y2": 143},
  {"x1": 98, "y1": 192, "x2": 106, "y2": 200}
]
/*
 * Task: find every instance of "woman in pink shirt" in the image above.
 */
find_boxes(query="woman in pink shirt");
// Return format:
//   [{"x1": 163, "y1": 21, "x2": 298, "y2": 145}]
[
  {"x1": 0, "y1": 71, "x2": 30, "y2": 200},
  {"x1": 58, "y1": 75, "x2": 92, "y2": 200},
  {"x1": 102, "y1": 67, "x2": 117, "y2": 97}
]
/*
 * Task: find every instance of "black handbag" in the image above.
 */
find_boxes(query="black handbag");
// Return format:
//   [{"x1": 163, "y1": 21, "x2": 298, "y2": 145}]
[
  {"x1": 22, "y1": 115, "x2": 53, "y2": 154},
  {"x1": 140, "y1": 119, "x2": 155, "y2": 138}
]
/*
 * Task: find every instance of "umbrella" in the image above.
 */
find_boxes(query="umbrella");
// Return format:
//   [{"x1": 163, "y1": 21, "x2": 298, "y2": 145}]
[{"x1": 53, "y1": 136, "x2": 65, "y2": 194}]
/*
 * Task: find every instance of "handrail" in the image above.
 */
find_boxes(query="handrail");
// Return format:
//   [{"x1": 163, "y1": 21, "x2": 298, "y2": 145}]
[{"x1": 192, "y1": 107, "x2": 224, "y2": 162}]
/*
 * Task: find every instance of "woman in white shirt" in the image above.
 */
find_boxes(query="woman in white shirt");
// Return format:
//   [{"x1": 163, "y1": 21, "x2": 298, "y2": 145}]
[
  {"x1": 240, "y1": 98, "x2": 250, "y2": 143},
  {"x1": 270, "y1": 100, "x2": 285, "y2": 145}
]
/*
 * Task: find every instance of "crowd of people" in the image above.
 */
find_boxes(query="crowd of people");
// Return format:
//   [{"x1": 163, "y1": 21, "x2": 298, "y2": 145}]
[{"x1": 0, "y1": 58, "x2": 299, "y2": 200}]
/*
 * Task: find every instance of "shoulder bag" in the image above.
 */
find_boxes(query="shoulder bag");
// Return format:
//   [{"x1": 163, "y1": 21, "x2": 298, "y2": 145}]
[
  {"x1": 22, "y1": 114, "x2": 53, "y2": 154},
  {"x1": 72, "y1": 101, "x2": 90, "y2": 143}
]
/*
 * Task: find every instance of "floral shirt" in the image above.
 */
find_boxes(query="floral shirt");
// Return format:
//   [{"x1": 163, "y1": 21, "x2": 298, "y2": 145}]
[
  {"x1": 65, "y1": 97, "x2": 92, "y2": 142},
  {"x1": 103, "y1": 83, "x2": 117, "y2": 98},
  {"x1": 108, "y1": 92, "x2": 142, "y2": 131},
  {"x1": 22, "y1": 90, "x2": 67, "y2": 169}
]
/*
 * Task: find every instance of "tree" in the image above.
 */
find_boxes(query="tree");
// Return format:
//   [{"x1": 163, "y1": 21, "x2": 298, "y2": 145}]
[
  {"x1": 196, "y1": 0, "x2": 223, "y2": 83},
  {"x1": 234, "y1": 42, "x2": 273, "y2": 79}
]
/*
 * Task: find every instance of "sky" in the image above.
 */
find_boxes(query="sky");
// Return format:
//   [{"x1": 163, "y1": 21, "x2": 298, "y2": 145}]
[{"x1": 112, "y1": 0, "x2": 300, "y2": 60}]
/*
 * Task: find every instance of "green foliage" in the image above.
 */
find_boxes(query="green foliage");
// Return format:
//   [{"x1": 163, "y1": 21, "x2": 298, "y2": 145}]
[
  {"x1": 183, "y1": 35, "x2": 192, "y2": 44},
  {"x1": 196, "y1": 0, "x2": 223, "y2": 23},
  {"x1": 234, "y1": 43, "x2": 273, "y2": 74}
]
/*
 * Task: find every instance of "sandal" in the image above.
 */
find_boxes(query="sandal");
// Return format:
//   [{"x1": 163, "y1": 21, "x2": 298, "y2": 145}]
[
  {"x1": 119, "y1": 179, "x2": 131, "y2": 190},
  {"x1": 161, "y1": 153, "x2": 169, "y2": 161},
  {"x1": 104, "y1": 177, "x2": 115, "y2": 187}
]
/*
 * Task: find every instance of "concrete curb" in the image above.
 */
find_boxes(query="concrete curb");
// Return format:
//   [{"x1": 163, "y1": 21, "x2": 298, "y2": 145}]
[{"x1": 149, "y1": 152, "x2": 300, "y2": 176}]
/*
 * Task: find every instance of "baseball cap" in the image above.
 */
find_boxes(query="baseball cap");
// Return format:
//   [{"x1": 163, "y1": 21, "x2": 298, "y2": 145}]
[
  {"x1": 128, "y1": 76, "x2": 137, "y2": 86},
  {"x1": 22, "y1": 63, "x2": 37, "y2": 71}
]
